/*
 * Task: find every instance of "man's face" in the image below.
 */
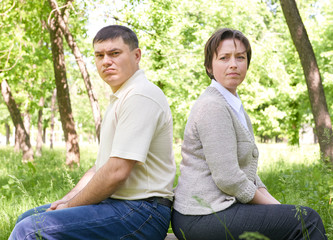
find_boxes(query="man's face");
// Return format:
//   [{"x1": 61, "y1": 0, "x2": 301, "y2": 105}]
[{"x1": 94, "y1": 37, "x2": 141, "y2": 93}]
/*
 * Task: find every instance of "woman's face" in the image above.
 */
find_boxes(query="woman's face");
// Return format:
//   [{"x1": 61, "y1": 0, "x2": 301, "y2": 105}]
[{"x1": 209, "y1": 38, "x2": 248, "y2": 95}]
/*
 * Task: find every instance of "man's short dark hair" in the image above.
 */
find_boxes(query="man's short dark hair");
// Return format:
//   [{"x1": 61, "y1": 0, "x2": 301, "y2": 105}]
[
  {"x1": 204, "y1": 28, "x2": 252, "y2": 79},
  {"x1": 93, "y1": 25, "x2": 139, "y2": 50}
]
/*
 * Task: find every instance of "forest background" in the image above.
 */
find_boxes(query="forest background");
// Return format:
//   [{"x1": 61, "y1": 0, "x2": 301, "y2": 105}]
[
  {"x1": 1, "y1": 0, "x2": 332, "y2": 153},
  {"x1": 0, "y1": 0, "x2": 333, "y2": 239}
]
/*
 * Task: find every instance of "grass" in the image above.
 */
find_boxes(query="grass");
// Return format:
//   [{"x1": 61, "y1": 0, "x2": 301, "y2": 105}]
[{"x1": 0, "y1": 143, "x2": 332, "y2": 239}]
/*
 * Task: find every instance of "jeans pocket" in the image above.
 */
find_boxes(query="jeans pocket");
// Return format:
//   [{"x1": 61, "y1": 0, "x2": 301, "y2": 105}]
[
  {"x1": 141, "y1": 202, "x2": 171, "y2": 226},
  {"x1": 120, "y1": 214, "x2": 167, "y2": 240},
  {"x1": 120, "y1": 201, "x2": 170, "y2": 240}
]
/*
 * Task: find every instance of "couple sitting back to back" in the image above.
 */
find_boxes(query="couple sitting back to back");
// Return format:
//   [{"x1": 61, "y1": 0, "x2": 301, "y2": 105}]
[{"x1": 9, "y1": 25, "x2": 327, "y2": 240}]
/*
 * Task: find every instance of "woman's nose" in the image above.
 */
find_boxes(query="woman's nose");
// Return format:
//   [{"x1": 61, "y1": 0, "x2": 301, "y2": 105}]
[{"x1": 229, "y1": 56, "x2": 237, "y2": 68}]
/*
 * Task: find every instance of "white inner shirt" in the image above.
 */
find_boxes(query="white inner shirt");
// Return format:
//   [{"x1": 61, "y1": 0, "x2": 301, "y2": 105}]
[{"x1": 210, "y1": 80, "x2": 249, "y2": 130}]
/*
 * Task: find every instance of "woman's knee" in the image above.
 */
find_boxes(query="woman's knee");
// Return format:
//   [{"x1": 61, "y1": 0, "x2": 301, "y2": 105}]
[{"x1": 297, "y1": 206, "x2": 327, "y2": 239}]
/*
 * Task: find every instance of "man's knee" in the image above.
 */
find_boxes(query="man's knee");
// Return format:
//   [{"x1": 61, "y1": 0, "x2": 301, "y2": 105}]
[{"x1": 10, "y1": 215, "x2": 45, "y2": 240}]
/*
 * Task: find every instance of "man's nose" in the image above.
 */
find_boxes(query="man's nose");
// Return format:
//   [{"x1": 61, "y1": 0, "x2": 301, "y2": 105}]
[{"x1": 102, "y1": 55, "x2": 113, "y2": 66}]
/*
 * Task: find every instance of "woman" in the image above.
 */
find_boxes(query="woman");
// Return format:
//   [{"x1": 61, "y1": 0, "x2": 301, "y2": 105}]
[{"x1": 171, "y1": 28, "x2": 327, "y2": 240}]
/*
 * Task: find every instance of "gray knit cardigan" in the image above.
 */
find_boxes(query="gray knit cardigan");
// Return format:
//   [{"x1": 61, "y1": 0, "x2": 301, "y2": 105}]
[{"x1": 173, "y1": 87, "x2": 266, "y2": 215}]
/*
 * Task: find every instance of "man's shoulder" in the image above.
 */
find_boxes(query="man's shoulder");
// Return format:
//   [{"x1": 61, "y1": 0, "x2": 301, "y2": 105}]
[{"x1": 129, "y1": 78, "x2": 168, "y2": 105}]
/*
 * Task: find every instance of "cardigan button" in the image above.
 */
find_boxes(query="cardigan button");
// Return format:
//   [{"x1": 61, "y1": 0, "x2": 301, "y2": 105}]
[{"x1": 252, "y1": 148, "x2": 259, "y2": 158}]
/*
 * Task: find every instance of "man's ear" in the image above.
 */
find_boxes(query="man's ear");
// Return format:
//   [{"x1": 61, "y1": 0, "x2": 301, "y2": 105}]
[{"x1": 133, "y1": 48, "x2": 141, "y2": 63}]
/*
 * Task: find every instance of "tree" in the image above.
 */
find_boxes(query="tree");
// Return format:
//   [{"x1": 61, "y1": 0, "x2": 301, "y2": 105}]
[
  {"x1": 48, "y1": 2, "x2": 80, "y2": 167},
  {"x1": 49, "y1": 89, "x2": 57, "y2": 149},
  {"x1": 48, "y1": 0, "x2": 102, "y2": 141},
  {"x1": 1, "y1": 80, "x2": 34, "y2": 161},
  {"x1": 280, "y1": 0, "x2": 333, "y2": 164},
  {"x1": 36, "y1": 96, "x2": 45, "y2": 156},
  {"x1": 1, "y1": 0, "x2": 56, "y2": 158}
]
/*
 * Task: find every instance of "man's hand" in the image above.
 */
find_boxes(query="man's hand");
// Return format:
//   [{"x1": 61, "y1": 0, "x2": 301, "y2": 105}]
[
  {"x1": 54, "y1": 202, "x2": 69, "y2": 210},
  {"x1": 46, "y1": 199, "x2": 68, "y2": 212}
]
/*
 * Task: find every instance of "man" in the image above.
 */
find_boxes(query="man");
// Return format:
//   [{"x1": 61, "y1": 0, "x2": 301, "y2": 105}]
[{"x1": 9, "y1": 25, "x2": 176, "y2": 240}]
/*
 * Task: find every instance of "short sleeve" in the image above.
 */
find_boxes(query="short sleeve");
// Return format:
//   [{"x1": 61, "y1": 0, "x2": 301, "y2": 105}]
[{"x1": 111, "y1": 94, "x2": 163, "y2": 163}]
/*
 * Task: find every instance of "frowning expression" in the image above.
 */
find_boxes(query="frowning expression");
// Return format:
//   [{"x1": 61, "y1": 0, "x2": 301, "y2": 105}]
[
  {"x1": 209, "y1": 38, "x2": 247, "y2": 95},
  {"x1": 94, "y1": 37, "x2": 141, "y2": 93}
]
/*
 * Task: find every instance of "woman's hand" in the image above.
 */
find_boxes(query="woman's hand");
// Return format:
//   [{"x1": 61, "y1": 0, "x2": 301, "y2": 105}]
[
  {"x1": 249, "y1": 188, "x2": 281, "y2": 205},
  {"x1": 258, "y1": 187, "x2": 280, "y2": 204}
]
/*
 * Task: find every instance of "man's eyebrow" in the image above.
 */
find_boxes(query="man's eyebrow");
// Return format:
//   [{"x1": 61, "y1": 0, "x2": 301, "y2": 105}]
[{"x1": 94, "y1": 48, "x2": 122, "y2": 54}]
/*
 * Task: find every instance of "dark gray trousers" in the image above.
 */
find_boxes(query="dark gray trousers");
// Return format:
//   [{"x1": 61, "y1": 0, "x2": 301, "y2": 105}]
[{"x1": 171, "y1": 204, "x2": 327, "y2": 240}]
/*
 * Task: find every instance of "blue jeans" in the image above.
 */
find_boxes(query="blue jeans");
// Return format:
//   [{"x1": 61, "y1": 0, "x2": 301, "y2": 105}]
[
  {"x1": 172, "y1": 204, "x2": 327, "y2": 240},
  {"x1": 9, "y1": 198, "x2": 171, "y2": 240}
]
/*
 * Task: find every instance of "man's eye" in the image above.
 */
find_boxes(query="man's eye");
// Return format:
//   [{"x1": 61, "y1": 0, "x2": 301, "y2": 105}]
[
  {"x1": 111, "y1": 52, "x2": 120, "y2": 56},
  {"x1": 95, "y1": 54, "x2": 103, "y2": 58}
]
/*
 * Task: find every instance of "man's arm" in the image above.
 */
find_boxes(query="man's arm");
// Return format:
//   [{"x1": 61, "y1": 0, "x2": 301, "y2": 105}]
[
  {"x1": 54, "y1": 157, "x2": 136, "y2": 210},
  {"x1": 48, "y1": 165, "x2": 97, "y2": 211}
]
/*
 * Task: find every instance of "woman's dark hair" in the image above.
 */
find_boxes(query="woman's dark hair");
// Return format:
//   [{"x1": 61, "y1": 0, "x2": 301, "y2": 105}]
[
  {"x1": 93, "y1": 25, "x2": 139, "y2": 50},
  {"x1": 204, "y1": 28, "x2": 252, "y2": 79}
]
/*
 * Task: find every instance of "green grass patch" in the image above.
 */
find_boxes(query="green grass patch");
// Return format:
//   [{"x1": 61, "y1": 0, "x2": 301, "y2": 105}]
[
  {"x1": 257, "y1": 143, "x2": 332, "y2": 239},
  {"x1": 0, "y1": 145, "x2": 96, "y2": 239},
  {"x1": 1, "y1": 143, "x2": 332, "y2": 239}
]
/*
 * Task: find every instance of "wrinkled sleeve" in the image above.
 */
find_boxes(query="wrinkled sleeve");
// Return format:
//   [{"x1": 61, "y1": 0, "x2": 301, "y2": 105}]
[{"x1": 255, "y1": 175, "x2": 266, "y2": 189}]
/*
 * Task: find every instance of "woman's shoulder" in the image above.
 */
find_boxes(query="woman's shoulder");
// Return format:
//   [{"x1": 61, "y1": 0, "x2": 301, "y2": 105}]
[
  {"x1": 193, "y1": 87, "x2": 229, "y2": 110},
  {"x1": 187, "y1": 87, "x2": 232, "y2": 125}
]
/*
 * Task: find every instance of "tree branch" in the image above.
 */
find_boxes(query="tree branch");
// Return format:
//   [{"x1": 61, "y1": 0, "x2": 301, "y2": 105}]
[{"x1": 0, "y1": 0, "x2": 16, "y2": 16}]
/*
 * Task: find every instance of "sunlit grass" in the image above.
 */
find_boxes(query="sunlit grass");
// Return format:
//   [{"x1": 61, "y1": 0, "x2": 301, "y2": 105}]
[
  {"x1": 0, "y1": 146, "x2": 96, "y2": 239},
  {"x1": 256, "y1": 144, "x2": 332, "y2": 240},
  {"x1": 1, "y1": 144, "x2": 332, "y2": 239}
]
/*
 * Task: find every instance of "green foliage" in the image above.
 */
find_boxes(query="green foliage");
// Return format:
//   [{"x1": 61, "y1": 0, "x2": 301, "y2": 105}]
[
  {"x1": 94, "y1": 0, "x2": 333, "y2": 144},
  {"x1": 0, "y1": 145, "x2": 95, "y2": 239},
  {"x1": 239, "y1": 232, "x2": 270, "y2": 240},
  {"x1": 1, "y1": 0, "x2": 333, "y2": 147}
]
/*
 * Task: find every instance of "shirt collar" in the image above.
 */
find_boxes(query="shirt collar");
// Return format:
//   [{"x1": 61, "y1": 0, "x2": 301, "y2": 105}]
[
  {"x1": 210, "y1": 79, "x2": 242, "y2": 113},
  {"x1": 109, "y1": 69, "x2": 145, "y2": 101}
]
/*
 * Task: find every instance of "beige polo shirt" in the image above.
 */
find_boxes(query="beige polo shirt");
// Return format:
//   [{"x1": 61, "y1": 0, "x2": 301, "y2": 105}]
[{"x1": 95, "y1": 70, "x2": 176, "y2": 201}]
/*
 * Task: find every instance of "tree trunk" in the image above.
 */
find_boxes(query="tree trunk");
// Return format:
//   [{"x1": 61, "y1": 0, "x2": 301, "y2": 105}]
[
  {"x1": 280, "y1": 0, "x2": 333, "y2": 165},
  {"x1": 43, "y1": 127, "x2": 46, "y2": 144},
  {"x1": 5, "y1": 123, "x2": 10, "y2": 145},
  {"x1": 23, "y1": 110, "x2": 31, "y2": 136},
  {"x1": 48, "y1": 16, "x2": 80, "y2": 167},
  {"x1": 14, "y1": 128, "x2": 20, "y2": 152},
  {"x1": 36, "y1": 96, "x2": 45, "y2": 157},
  {"x1": 50, "y1": 89, "x2": 57, "y2": 149},
  {"x1": 48, "y1": 0, "x2": 102, "y2": 141},
  {"x1": 1, "y1": 80, "x2": 34, "y2": 162}
]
